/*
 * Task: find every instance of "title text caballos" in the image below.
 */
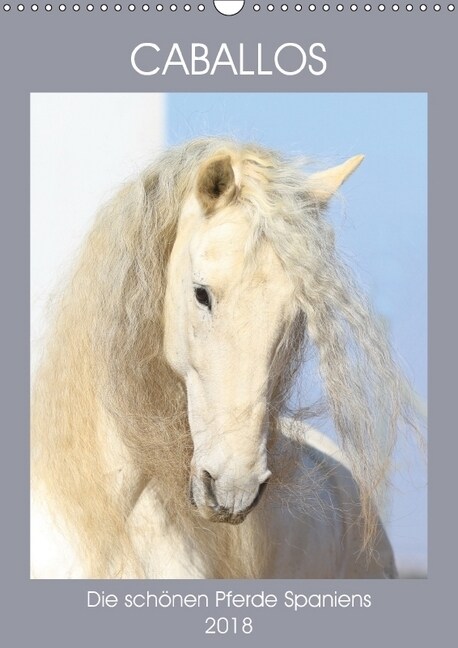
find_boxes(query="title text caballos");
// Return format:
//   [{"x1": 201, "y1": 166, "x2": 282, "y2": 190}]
[{"x1": 131, "y1": 42, "x2": 327, "y2": 76}]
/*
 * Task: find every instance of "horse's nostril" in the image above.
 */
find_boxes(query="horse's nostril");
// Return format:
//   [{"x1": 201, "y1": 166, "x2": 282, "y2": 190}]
[
  {"x1": 189, "y1": 482, "x2": 197, "y2": 508},
  {"x1": 201, "y1": 470, "x2": 217, "y2": 505},
  {"x1": 202, "y1": 469, "x2": 215, "y2": 482}
]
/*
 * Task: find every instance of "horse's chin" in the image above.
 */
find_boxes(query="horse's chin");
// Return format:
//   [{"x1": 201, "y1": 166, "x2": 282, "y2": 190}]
[
  {"x1": 189, "y1": 494, "x2": 248, "y2": 524},
  {"x1": 195, "y1": 507, "x2": 251, "y2": 526},
  {"x1": 208, "y1": 510, "x2": 248, "y2": 525},
  {"x1": 189, "y1": 474, "x2": 268, "y2": 524},
  {"x1": 190, "y1": 500, "x2": 249, "y2": 525}
]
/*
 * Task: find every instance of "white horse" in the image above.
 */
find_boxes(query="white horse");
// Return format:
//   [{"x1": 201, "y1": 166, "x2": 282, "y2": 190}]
[{"x1": 31, "y1": 138, "x2": 415, "y2": 579}]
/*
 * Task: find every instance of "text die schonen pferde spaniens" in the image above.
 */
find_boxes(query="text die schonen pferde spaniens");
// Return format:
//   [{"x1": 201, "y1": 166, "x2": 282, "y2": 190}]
[{"x1": 87, "y1": 590, "x2": 372, "y2": 611}]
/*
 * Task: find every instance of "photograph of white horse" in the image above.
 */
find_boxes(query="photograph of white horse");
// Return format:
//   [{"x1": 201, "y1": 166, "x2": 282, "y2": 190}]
[{"x1": 31, "y1": 138, "x2": 421, "y2": 579}]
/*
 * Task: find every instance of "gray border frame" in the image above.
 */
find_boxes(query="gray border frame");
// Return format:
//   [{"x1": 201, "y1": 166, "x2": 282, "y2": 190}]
[{"x1": 1, "y1": 8, "x2": 456, "y2": 647}]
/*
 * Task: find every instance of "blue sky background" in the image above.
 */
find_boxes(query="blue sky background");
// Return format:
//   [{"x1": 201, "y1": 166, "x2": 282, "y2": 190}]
[{"x1": 167, "y1": 93, "x2": 427, "y2": 572}]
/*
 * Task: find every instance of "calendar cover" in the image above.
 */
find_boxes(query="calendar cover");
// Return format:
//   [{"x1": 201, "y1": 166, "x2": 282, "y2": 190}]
[{"x1": 1, "y1": 3, "x2": 454, "y2": 646}]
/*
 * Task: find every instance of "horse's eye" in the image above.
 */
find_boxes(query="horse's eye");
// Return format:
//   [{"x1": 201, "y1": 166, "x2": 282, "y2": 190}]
[{"x1": 194, "y1": 286, "x2": 212, "y2": 311}]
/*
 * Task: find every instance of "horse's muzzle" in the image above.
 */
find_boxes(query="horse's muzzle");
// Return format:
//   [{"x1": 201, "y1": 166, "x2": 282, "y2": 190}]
[{"x1": 189, "y1": 471, "x2": 270, "y2": 524}]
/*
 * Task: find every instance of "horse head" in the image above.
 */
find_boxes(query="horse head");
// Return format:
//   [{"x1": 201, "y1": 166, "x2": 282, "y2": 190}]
[{"x1": 163, "y1": 150, "x2": 363, "y2": 524}]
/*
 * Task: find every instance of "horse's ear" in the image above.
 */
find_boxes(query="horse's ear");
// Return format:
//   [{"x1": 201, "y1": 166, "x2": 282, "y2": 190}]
[
  {"x1": 196, "y1": 155, "x2": 236, "y2": 215},
  {"x1": 307, "y1": 155, "x2": 365, "y2": 205}
]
